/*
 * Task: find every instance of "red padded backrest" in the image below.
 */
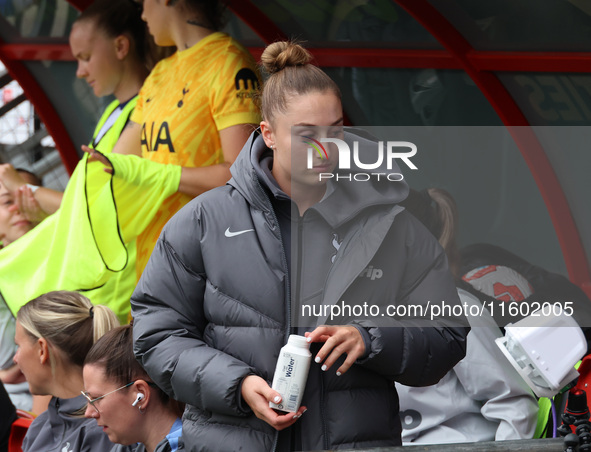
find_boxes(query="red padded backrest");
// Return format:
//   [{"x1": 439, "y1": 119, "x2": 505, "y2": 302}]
[{"x1": 8, "y1": 417, "x2": 33, "y2": 452}]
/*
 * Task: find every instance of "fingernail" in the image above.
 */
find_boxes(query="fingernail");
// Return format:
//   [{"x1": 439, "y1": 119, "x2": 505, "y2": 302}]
[
  {"x1": 302, "y1": 408, "x2": 308, "y2": 414},
  {"x1": 306, "y1": 337, "x2": 311, "y2": 342},
  {"x1": 336, "y1": 371, "x2": 342, "y2": 377},
  {"x1": 314, "y1": 357, "x2": 321, "y2": 364},
  {"x1": 273, "y1": 396, "x2": 281, "y2": 403},
  {"x1": 292, "y1": 414, "x2": 300, "y2": 419},
  {"x1": 321, "y1": 364, "x2": 327, "y2": 371}
]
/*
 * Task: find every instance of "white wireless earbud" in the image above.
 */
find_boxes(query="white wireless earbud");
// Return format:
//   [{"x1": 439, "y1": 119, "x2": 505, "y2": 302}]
[{"x1": 132, "y1": 393, "x2": 144, "y2": 407}]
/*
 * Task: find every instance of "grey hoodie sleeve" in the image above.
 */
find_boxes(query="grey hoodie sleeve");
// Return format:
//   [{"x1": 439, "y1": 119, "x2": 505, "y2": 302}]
[
  {"x1": 353, "y1": 216, "x2": 469, "y2": 386},
  {"x1": 131, "y1": 206, "x2": 256, "y2": 416}
]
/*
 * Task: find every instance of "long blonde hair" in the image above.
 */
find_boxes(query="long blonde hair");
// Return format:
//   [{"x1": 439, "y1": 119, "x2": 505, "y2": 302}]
[{"x1": 17, "y1": 291, "x2": 119, "y2": 369}]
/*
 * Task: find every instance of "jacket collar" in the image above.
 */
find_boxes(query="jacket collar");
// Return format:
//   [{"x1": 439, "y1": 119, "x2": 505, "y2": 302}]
[
  {"x1": 228, "y1": 128, "x2": 410, "y2": 227},
  {"x1": 48, "y1": 395, "x2": 87, "y2": 429},
  {"x1": 229, "y1": 128, "x2": 274, "y2": 213}
]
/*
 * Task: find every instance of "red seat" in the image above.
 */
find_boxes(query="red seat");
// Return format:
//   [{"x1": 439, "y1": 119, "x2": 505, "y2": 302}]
[
  {"x1": 574, "y1": 355, "x2": 591, "y2": 394},
  {"x1": 8, "y1": 415, "x2": 33, "y2": 452}
]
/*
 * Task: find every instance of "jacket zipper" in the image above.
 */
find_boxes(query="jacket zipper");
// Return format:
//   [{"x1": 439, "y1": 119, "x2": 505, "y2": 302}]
[
  {"x1": 297, "y1": 210, "x2": 330, "y2": 451},
  {"x1": 253, "y1": 177, "x2": 290, "y2": 452},
  {"x1": 294, "y1": 216, "x2": 304, "y2": 332},
  {"x1": 320, "y1": 374, "x2": 329, "y2": 450}
]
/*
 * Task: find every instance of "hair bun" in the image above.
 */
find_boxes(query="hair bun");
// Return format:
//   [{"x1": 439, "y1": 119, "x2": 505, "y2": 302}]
[{"x1": 261, "y1": 41, "x2": 312, "y2": 75}]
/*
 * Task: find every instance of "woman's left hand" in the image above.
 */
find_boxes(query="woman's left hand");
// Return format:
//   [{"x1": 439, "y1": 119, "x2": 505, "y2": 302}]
[
  {"x1": 82, "y1": 145, "x2": 114, "y2": 174},
  {"x1": 305, "y1": 325, "x2": 366, "y2": 376}
]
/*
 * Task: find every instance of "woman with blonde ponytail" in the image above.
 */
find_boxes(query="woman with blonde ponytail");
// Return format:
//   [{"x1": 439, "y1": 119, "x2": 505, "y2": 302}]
[
  {"x1": 14, "y1": 291, "x2": 121, "y2": 452},
  {"x1": 132, "y1": 41, "x2": 468, "y2": 450}
]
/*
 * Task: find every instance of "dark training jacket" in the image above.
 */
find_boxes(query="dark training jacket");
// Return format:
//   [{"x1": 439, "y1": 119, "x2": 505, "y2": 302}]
[
  {"x1": 131, "y1": 129, "x2": 469, "y2": 451},
  {"x1": 22, "y1": 395, "x2": 115, "y2": 452}
]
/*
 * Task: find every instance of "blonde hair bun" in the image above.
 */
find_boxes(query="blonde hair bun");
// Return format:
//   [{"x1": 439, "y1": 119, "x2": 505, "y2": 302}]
[
  {"x1": 259, "y1": 40, "x2": 340, "y2": 122},
  {"x1": 261, "y1": 41, "x2": 312, "y2": 75}
]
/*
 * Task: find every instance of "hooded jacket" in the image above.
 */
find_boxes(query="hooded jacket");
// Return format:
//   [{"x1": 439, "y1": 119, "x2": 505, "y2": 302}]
[{"x1": 131, "y1": 129, "x2": 469, "y2": 451}]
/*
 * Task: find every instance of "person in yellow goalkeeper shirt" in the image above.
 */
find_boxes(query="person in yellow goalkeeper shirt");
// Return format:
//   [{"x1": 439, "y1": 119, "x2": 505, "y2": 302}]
[{"x1": 101, "y1": 0, "x2": 261, "y2": 278}]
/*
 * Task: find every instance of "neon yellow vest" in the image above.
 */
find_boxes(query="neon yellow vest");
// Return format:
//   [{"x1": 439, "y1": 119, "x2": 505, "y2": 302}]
[
  {"x1": 90, "y1": 98, "x2": 137, "y2": 153},
  {"x1": 0, "y1": 96, "x2": 181, "y2": 324},
  {"x1": 86, "y1": 97, "x2": 139, "y2": 323}
]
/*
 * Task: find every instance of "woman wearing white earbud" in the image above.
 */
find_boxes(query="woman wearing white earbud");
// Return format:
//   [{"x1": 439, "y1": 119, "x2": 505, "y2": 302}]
[{"x1": 82, "y1": 325, "x2": 183, "y2": 452}]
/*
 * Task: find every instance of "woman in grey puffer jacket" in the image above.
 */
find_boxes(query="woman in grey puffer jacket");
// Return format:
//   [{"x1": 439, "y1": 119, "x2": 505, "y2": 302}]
[{"x1": 131, "y1": 41, "x2": 469, "y2": 452}]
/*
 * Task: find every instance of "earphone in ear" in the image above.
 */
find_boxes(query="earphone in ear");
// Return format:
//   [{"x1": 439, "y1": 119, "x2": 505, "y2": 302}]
[{"x1": 131, "y1": 393, "x2": 144, "y2": 407}]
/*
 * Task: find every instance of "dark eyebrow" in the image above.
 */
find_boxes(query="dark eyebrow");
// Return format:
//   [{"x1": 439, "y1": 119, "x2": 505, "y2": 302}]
[
  {"x1": 83, "y1": 388, "x2": 101, "y2": 397},
  {"x1": 293, "y1": 118, "x2": 344, "y2": 127}
]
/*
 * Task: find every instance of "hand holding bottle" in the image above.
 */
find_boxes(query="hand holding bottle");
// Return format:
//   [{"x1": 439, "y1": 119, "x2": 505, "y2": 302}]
[{"x1": 241, "y1": 375, "x2": 307, "y2": 430}]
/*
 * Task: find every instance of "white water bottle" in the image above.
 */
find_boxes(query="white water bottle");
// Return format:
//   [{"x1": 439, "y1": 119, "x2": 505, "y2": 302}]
[{"x1": 269, "y1": 335, "x2": 312, "y2": 413}]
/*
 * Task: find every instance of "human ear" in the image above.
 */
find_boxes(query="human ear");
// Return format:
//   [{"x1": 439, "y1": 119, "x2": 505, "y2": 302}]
[
  {"x1": 260, "y1": 121, "x2": 275, "y2": 150},
  {"x1": 38, "y1": 338, "x2": 50, "y2": 365},
  {"x1": 133, "y1": 380, "x2": 152, "y2": 408},
  {"x1": 114, "y1": 35, "x2": 130, "y2": 60}
]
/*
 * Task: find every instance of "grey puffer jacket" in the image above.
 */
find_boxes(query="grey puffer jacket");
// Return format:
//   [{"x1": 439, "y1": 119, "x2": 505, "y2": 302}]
[{"x1": 131, "y1": 129, "x2": 468, "y2": 451}]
